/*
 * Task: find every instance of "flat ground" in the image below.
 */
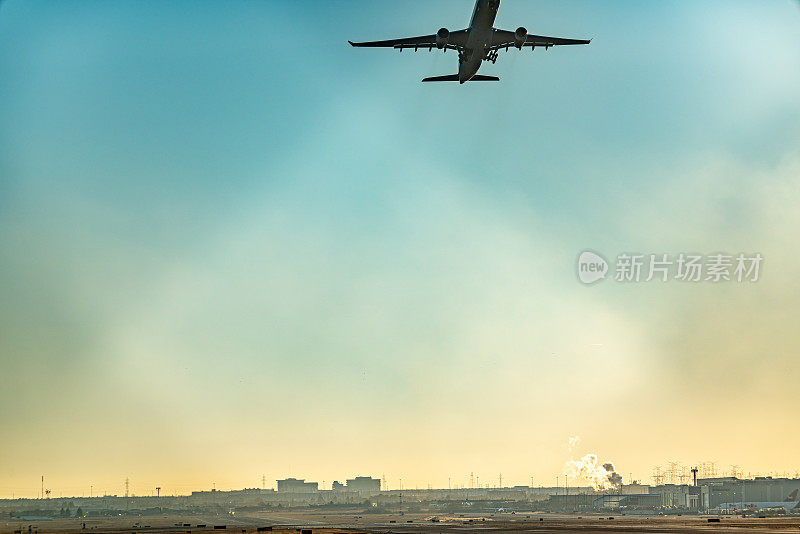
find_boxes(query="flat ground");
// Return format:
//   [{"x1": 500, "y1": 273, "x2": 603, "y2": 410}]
[{"x1": 3, "y1": 510, "x2": 800, "y2": 534}]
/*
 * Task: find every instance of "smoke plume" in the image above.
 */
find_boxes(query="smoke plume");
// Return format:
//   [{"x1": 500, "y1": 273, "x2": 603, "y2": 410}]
[{"x1": 565, "y1": 454, "x2": 623, "y2": 491}]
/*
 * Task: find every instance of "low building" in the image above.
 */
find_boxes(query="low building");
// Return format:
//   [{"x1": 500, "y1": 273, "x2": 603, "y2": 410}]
[
  {"x1": 276, "y1": 478, "x2": 318, "y2": 493},
  {"x1": 545, "y1": 493, "x2": 597, "y2": 511},
  {"x1": 699, "y1": 477, "x2": 800, "y2": 508},
  {"x1": 592, "y1": 494, "x2": 661, "y2": 510},
  {"x1": 346, "y1": 477, "x2": 381, "y2": 495},
  {"x1": 649, "y1": 484, "x2": 703, "y2": 509}
]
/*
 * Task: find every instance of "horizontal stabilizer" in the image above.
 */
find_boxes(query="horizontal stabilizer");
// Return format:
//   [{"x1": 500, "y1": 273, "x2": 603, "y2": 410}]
[
  {"x1": 422, "y1": 74, "x2": 500, "y2": 82},
  {"x1": 422, "y1": 74, "x2": 460, "y2": 82}
]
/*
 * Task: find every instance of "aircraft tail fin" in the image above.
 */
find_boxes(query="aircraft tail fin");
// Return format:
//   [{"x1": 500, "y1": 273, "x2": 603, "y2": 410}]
[{"x1": 422, "y1": 74, "x2": 500, "y2": 82}]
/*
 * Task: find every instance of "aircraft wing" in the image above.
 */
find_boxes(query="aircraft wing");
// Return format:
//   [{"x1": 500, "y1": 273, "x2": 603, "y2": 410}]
[
  {"x1": 489, "y1": 29, "x2": 591, "y2": 50},
  {"x1": 349, "y1": 30, "x2": 469, "y2": 51}
]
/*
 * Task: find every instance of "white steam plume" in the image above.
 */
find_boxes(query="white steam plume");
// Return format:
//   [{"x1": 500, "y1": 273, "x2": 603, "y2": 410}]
[{"x1": 565, "y1": 454, "x2": 623, "y2": 491}]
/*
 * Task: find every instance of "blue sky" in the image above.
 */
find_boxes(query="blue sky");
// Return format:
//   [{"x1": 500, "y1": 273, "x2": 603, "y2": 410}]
[{"x1": 1, "y1": 0, "x2": 799, "y2": 497}]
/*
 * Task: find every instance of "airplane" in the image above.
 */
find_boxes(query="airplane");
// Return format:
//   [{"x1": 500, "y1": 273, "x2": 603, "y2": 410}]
[
  {"x1": 715, "y1": 489, "x2": 800, "y2": 514},
  {"x1": 348, "y1": 0, "x2": 590, "y2": 83}
]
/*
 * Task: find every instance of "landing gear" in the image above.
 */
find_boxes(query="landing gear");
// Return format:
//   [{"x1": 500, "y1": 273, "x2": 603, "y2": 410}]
[{"x1": 484, "y1": 50, "x2": 498, "y2": 64}]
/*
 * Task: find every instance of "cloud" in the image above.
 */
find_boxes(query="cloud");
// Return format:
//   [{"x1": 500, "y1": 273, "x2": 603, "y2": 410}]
[{"x1": 619, "y1": 152, "x2": 800, "y2": 397}]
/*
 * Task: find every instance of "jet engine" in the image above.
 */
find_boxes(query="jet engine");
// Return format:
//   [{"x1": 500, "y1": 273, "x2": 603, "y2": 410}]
[
  {"x1": 436, "y1": 28, "x2": 450, "y2": 49},
  {"x1": 514, "y1": 27, "x2": 528, "y2": 49}
]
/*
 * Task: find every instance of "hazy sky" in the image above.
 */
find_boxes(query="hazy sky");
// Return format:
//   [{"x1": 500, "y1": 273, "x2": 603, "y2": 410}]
[{"x1": 1, "y1": 0, "x2": 799, "y2": 498}]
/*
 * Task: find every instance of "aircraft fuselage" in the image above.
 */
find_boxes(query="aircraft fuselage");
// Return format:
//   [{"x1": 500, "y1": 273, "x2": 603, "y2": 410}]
[{"x1": 460, "y1": 0, "x2": 501, "y2": 83}]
